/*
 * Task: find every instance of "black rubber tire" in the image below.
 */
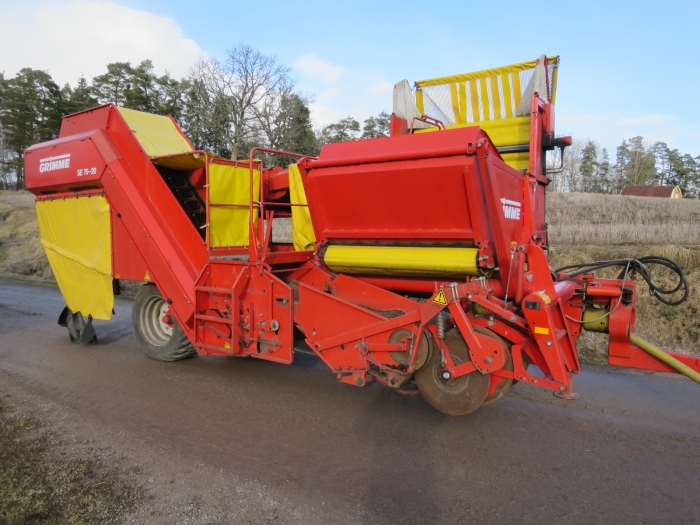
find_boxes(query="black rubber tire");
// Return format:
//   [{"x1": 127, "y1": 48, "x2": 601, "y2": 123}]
[{"x1": 132, "y1": 284, "x2": 196, "y2": 361}]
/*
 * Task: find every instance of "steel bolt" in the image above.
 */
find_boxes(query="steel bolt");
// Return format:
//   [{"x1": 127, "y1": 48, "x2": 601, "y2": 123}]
[
  {"x1": 559, "y1": 386, "x2": 566, "y2": 391},
  {"x1": 441, "y1": 371, "x2": 451, "y2": 380},
  {"x1": 510, "y1": 316, "x2": 516, "y2": 322},
  {"x1": 484, "y1": 357, "x2": 493, "y2": 365},
  {"x1": 487, "y1": 320, "x2": 494, "y2": 327},
  {"x1": 546, "y1": 341, "x2": 553, "y2": 347}
]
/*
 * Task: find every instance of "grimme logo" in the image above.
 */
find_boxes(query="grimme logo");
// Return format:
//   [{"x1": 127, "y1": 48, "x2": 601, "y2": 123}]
[
  {"x1": 39, "y1": 154, "x2": 71, "y2": 173},
  {"x1": 501, "y1": 197, "x2": 521, "y2": 220}
]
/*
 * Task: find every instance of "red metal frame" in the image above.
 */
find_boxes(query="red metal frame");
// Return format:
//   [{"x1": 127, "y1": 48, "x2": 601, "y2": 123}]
[{"x1": 23, "y1": 101, "x2": 700, "y2": 412}]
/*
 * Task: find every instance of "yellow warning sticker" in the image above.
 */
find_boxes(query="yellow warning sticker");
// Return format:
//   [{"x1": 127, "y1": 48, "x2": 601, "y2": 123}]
[
  {"x1": 433, "y1": 289, "x2": 448, "y2": 305},
  {"x1": 144, "y1": 271, "x2": 151, "y2": 282},
  {"x1": 534, "y1": 326, "x2": 550, "y2": 335},
  {"x1": 224, "y1": 342, "x2": 231, "y2": 349}
]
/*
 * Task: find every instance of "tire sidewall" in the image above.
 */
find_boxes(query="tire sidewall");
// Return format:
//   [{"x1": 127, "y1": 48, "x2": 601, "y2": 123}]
[{"x1": 131, "y1": 284, "x2": 193, "y2": 361}]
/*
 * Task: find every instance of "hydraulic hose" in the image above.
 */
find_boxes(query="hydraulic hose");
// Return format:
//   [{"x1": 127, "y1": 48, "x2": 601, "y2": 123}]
[{"x1": 630, "y1": 334, "x2": 700, "y2": 385}]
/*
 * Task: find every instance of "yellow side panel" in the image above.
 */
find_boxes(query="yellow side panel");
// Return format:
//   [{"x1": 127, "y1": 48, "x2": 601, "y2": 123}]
[
  {"x1": 117, "y1": 107, "x2": 193, "y2": 157},
  {"x1": 36, "y1": 196, "x2": 113, "y2": 320},
  {"x1": 500, "y1": 151, "x2": 530, "y2": 171},
  {"x1": 288, "y1": 164, "x2": 316, "y2": 251},
  {"x1": 209, "y1": 163, "x2": 260, "y2": 247},
  {"x1": 324, "y1": 246, "x2": 479, "y2": 277},
  {"x1": 414, "y1": 116, "x2": 530, "y2": 169},
  {"x1": 475, "y1": 116, "x2": 531, "y2": 146},
  {"x1": 416, "y1": 116, "x2": 530, "y2": 147}
]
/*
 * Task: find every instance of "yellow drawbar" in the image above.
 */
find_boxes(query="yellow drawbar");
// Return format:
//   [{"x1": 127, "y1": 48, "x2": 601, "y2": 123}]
[
  {"x1": 35, "y1": 196, "x2": 114, "y2": 320},
  {"x1": 323, "y1": 245, "x2": 479, "y2": 277}
]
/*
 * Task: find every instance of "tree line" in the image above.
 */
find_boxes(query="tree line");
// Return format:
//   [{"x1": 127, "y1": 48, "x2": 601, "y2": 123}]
[
  {"x1": 1, "y1": 44, "x2": 697, "y2": 196},
  {"x1": 551, "y1": 137, "x2": 699, "y2": 197},
  {"x1": 0, "y1": 45, "x2": 389, "y2": 189}
]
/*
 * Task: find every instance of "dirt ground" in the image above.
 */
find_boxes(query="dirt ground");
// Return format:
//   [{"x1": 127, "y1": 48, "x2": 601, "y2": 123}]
[{"x1": 1, "y1": 278, "x2": 700, "y2": 524}]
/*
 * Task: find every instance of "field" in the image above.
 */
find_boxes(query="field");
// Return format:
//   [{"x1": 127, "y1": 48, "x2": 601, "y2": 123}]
[{"x1": 1, "y1": 190, "x2": 698, "y2": 356}]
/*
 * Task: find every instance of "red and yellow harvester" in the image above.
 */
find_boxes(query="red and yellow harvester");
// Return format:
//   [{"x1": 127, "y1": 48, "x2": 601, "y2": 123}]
[{"x1": 24, "y1": 55, "x2": 698, "y2": 415}]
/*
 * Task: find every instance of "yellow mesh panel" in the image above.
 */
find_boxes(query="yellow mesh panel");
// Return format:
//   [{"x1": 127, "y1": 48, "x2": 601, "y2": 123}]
[
  {"x1": 36, "y1": 196, "x2": 113, "y2": 320},
  {"x1": 415, "y1": 56, "x2": 558, "y2": 129}
]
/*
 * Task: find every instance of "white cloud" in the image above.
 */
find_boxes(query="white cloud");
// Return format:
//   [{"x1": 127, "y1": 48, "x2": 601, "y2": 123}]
[
  {"x1": 293, "y1": 55, "x2": 395, "y2": 128},
  {"x1": 0, "y1": 0, "x2": 205, "y2": 86},
  {"x1": 294, "y1": 54, "x2": 346, "y2": 84}
]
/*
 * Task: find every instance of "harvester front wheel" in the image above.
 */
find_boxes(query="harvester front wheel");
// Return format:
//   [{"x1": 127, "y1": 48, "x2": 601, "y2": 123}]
[
  {"x1": 132, "y1": 284, "x2": 196, "y2": 361},
  {"x1": 415, "y1": 329, "x2": 490, "y2": 415}
]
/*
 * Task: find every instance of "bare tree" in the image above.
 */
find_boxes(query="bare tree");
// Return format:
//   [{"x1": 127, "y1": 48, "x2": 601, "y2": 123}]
[
  {"x1": 190, "y1": 45, "x2": 292, "y2": 160},
  {"x1": 548, "y1": 137, "x2": 584, "y2": 192}
]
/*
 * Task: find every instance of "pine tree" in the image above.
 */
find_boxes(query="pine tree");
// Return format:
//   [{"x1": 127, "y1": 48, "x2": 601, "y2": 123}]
[
  {"x1": 0, "y1": 68, "x2": 63, "y2": 189},
  {"x1": 580, "y1": 140, "x2": 598, "y2": 192},
  {"x1": 317, "y1": 117, "x2": 360, "y2": 145},
  {"x1": 361, "y1": 112, "x2": 391, "y2": 139}
]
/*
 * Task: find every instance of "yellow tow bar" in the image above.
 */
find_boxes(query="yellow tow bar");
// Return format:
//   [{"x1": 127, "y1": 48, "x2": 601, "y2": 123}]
[{"x1": 630, "y1": 334, "x2": 700, "y2": 385}]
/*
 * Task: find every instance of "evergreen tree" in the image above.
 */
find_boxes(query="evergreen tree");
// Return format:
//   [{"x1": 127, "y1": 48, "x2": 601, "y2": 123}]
[
  {"x1": 0, "y1": 68, "x2": 63, "y2": 189},
  {"x1": 580, "y1": 140, "x2": 598, "y2": 192},
  {"x1": 61, "y1": 76, "x2": 98, "y2": 114},
  {"x1": 615, "y1": 136, "x2": 657, "y2": 189},
  {"x1": 317, "y1": 117, "x2": 360, "y2": 145},
  {"x1": 263, "y1": 93, "x2": 319, "y2": 165},
  {"x1": 91, "y1": 62, "x2": 134, "y2": 106},
  {"x1": 361, "y1": 111, "x2": 391, "y2": 139}
]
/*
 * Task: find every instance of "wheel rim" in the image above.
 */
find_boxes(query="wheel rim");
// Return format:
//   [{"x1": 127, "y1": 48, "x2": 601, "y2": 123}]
[
  {"x1": 140, "y1": 295, "x2": 173, "y2": 346},
  {"x1": 415, "y1": 330, "x2": 490, "y2": 415}
]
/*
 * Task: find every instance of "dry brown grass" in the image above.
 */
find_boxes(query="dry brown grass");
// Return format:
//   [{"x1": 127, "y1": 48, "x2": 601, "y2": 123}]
[
  {"x1": 0, "y1": 190, "x2": 53, "y2": 281},
  {"x1": 0, "y1": 392, "x2": 144, "y2": 524},
  {"x1": 547, "y1": 192, "x2": 700, "y2": 244},
  {"x1": 549, "y1": 244, "x2": 700, "y2": 357}
]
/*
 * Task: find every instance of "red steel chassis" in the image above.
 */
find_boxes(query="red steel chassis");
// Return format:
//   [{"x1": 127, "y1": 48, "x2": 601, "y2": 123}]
[{"x1": 24, "y1": 99, "x2": 700, "y2": 413}]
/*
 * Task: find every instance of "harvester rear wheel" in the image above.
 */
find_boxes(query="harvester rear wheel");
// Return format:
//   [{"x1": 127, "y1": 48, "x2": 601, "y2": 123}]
[
  {"x1": 132, "y1": 284, "x2": 196, "y2": 361},
  {"x1": 415, "y1": 329, "x2": 490, "y2": 415}
]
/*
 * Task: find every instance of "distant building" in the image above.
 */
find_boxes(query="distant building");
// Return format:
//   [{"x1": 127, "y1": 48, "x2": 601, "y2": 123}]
[{"x1": 621, "y1": 181, "x2": 682, "y2": 199}]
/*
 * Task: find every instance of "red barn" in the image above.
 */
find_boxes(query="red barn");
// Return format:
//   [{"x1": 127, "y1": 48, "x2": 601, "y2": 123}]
[{"x1": 621, "y1": 181, "x2": 682, "y2": 199}]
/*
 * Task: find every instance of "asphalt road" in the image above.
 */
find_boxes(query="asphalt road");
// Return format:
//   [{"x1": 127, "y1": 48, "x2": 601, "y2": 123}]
[{"x1": 1, "y1": 279, "x2": 699, "y2": 524}]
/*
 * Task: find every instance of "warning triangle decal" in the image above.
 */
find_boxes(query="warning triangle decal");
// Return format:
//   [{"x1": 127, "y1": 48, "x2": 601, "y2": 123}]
[{"x1": 432, "y1": 289, "x2": 447, "y2": 305}]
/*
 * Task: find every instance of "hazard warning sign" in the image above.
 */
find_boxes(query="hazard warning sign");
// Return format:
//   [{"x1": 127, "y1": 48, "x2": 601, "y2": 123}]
[{"x1": 432, "y1": 289, "x2": 447, "y2": 305}]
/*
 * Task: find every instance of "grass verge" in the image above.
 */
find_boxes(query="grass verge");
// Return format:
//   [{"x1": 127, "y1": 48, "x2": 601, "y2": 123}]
[{"x1": 0, "y1": 393, "x2": 144, "y2": 525}]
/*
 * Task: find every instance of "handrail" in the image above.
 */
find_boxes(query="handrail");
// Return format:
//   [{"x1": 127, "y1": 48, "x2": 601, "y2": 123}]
[{"x1": 247, "y1": 147, "x2": 313, "y2": 256}]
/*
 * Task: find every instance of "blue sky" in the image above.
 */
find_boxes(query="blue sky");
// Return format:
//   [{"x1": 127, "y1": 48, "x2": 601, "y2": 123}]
[{"x1": 2, "y1": 0, "x2": 698, "y2": 155}]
